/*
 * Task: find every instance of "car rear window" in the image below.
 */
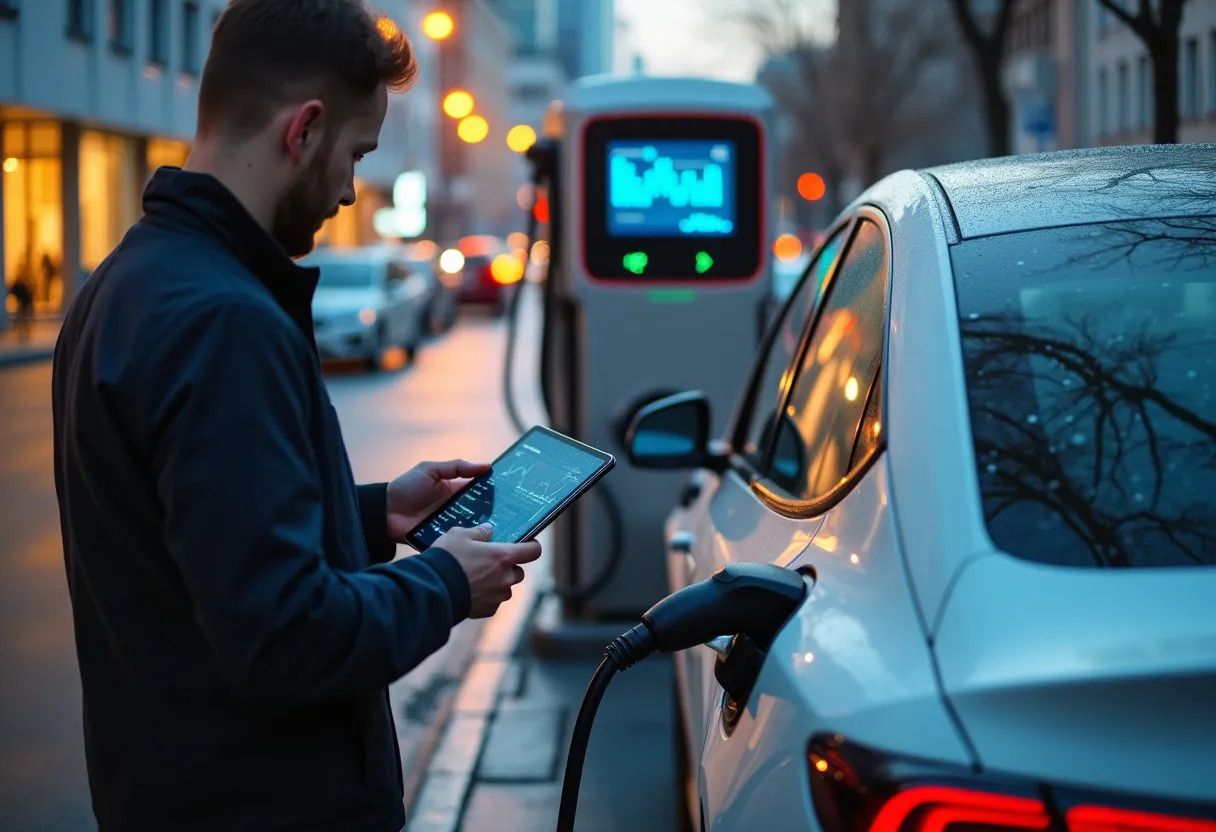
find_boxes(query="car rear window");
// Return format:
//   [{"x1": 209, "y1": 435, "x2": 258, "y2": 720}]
[
  {"x1": 951, "y1": 217, "x2": 1216, "y2": 568},
  {"x1": 314, "y1": 262, "x2": 375, "y2": 288}
]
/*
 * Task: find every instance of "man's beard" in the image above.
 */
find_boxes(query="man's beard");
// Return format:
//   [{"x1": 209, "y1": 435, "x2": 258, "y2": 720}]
[{"x1": 271, "y1": 152, "x2": 338, "y2": 258}]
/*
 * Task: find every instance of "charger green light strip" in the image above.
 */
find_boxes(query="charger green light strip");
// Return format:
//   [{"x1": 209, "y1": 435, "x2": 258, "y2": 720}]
[{"x1": 645, "y1": 288, "x2": 698, "y2": 304}]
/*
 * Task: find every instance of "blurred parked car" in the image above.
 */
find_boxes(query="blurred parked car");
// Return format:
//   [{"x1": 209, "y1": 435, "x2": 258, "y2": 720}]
[
  {"x1": 454, "y1": 235, "x2": 519, "y2": 314},
  {"x1": 410, "y1": 256, "x2": 459, "y2": 334},
  {"x1": 623, "y1": 144, "x2": 1216, "y2": 831},
  {"x1": 302, "y1": 246, "x2": 428, "y2": 370}
]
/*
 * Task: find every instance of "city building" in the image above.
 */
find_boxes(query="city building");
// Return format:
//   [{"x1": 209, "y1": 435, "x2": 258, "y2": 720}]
[
  {"x1": 425, "y1": 0, "x2": 516, "y2": 241},
  {"x1": 555, "y1": 0, "x2": 614, "y2": 80},
  {"x1": 0, "y1": 0, "x2": 215, "y2": 318},
  {"x1": 0, "y1": 0, "x2": 446, "y2": 322},
  {"x1": 1004, "y1": 0, "x2": 1216, "y2": 153}
]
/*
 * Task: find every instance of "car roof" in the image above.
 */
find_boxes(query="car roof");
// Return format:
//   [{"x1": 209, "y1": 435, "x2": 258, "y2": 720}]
[{"x1": 921, "y1": 143, "x2": 1216, "y2": 240}]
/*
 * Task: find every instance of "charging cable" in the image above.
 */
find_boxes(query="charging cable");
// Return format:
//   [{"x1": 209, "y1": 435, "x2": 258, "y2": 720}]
[
  {"x1": 555, "y1": 562, "x2": 808, "y2": 831},
  {"x1": 503, "y1": 140, "x2": 627, "y2": 605}
]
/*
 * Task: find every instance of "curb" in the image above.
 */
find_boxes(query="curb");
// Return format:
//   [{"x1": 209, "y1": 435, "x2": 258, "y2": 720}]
[
  {"x1": 0, "y1": 348, "x2": 54, "y2": 369},
  {"x1": 404, "y1": 534, "x2": 549, "y2": 832}
]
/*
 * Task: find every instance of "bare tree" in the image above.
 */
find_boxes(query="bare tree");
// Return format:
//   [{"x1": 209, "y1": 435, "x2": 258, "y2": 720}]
[
  {"x1": 946, "y1": 0, "x2": 1016, "y2": 157},
  {"x1": 721, "y1": 0, "x2": 961, "y2": 192},
  {"x1": 1094, "y1": 0, "x2": 1191, "y2": 144}
]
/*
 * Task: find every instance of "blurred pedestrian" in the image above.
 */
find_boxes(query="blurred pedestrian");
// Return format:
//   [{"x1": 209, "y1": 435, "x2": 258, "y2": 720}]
[
  {"x1": 7, "y1": 274, "x2": 34, "y2": 339},
  {"x1": 50, "y1": 2, "x2": 539, "y2": 831}
]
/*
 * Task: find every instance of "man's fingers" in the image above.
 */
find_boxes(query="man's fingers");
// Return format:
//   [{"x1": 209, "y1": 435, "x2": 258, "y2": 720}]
[
  {"x1": 502, "y1": 541, "x2": 542, "y2": 564},
  {"x1": 424, "y1": 459, "x2": 492, "y2": 480},
  {"x1": 510, "y1": 565, "x2": 526, "y2": 585}
]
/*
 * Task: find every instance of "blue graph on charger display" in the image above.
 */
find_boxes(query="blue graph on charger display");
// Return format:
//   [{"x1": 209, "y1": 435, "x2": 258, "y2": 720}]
[
  {"x1": 606, "y1": 140, "x2": 736, "y2": 237},
  {"x1": 411, "y1": 432, "x2": 606, "y2": 547}
]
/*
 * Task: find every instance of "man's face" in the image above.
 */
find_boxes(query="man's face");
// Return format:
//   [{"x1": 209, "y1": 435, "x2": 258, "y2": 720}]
[{"x1": 272, "y1": 86, "x2": 388, "y2": 257}]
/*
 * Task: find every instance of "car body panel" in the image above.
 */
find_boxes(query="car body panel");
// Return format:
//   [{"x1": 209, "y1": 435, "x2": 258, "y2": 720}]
[
  {"x1": 935, "y1": 551, "x2": 1216, "y2": 803},
  {"x1": 666, "y1": 466, "x2": 825, "y2": 776},
  {"x1": 859, "y1": 171, "x2": 993, "y2": 631},
  {"x1": 700, "y1": 459, "x2": 972, "y2": 831}
]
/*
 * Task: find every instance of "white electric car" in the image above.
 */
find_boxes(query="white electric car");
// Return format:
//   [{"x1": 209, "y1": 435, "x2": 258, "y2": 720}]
[{"x1": 624, "y1": 144, "x2": 1216, "y2": 832}]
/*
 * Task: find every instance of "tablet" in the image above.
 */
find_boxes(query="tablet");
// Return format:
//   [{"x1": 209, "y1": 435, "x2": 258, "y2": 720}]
[{"x1": 405, "y1": 426, "x2": 616, "y2": 549}]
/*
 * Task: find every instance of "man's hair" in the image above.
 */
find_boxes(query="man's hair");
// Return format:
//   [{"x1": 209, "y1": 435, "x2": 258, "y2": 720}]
[{"x1": 198, "y1": 0, "x2": 417, "y2": 139}]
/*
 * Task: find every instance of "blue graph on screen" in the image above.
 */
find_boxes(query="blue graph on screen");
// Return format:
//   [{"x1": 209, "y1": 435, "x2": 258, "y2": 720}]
[{"x1": 606, "y1": 140, "x2": 736, "y2": 238}]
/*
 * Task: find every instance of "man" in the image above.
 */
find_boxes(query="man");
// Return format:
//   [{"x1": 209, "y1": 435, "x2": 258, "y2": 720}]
[{"x1": 51, "y1": 2, "x2": 539, "y2": 830}]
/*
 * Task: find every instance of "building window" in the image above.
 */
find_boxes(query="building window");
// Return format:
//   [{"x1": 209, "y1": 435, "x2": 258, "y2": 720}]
[
  {"x1": 148, "y1": 0, "x2": 167, "y2": 65},
  {"x1": 1182, "y1": 37, "x2": 1198, "y2": 119},
  {"x1": 1136, "y1": 55, "x2": 1150, "y2": 129},
  {"x1": 108, "y1": 0, "x2": 131, "y2": 54},
  {"x1": 1098, "y1": 67, "x2": 1109, "y2": 137},
  {"x1": 67, "y1": 0, "x2": 94, "y2": 40},
  {"x1": 79, "y1": 130, "x2": 140, "y2": 274},
  {"x1": 1116, "y1": 60, "x2": 1129, "y2": 133},
  {"x1": 3, "y1": 122, "x2": 66, "y2": 316},
  {"x1": 146, "y1": 137, "x2": 190, "y2": 178},
  {"x1": 0, "y1": 1, "x2": 19, "y2": 22},
  {"x1": 182, "y1": 1, "x2": 199, "y2": 75}
]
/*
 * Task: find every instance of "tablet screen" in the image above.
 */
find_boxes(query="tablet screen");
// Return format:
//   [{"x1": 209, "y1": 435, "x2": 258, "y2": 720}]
[{"x1": 407, "y1": 428, "x2": 613, "y2": 547}]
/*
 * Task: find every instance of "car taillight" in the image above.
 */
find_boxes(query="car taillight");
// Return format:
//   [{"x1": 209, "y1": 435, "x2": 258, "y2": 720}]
[
  {"x1": 1065, "y1": 805, "x2": 1216, "y2": 832},
  {"x1": 869, "y1": 786, "x2": 1050, "y2": 832},
  {"x1": 809, "y1": 735, "x2": 1216, "y2": 832}
]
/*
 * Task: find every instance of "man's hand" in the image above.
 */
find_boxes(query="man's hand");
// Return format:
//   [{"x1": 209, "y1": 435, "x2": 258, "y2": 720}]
[
  {"x1": 386, "y1": 459, "x2": 491, "y2": 542},
  {"x1": 436, "y1": 524, "x2": 542, "y2": 618}
]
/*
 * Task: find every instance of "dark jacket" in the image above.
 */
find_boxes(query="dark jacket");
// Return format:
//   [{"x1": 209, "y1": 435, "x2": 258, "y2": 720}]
[{"x1": 52, "y1": 168, "x2": 471, "y2": 832}]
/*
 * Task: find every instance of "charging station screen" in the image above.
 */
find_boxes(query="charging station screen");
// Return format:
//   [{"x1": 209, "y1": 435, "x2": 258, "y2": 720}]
[
  {"x1": 606, "y1": 140, "x2": 736, "y2": 238},
  {"x1": 583, "y1": 116, "x2": 763, "y2": 282}
]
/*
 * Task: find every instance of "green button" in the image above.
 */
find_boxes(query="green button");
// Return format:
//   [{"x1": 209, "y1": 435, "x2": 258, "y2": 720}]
[
  {"x1": 695, "y1": 251, "x2": 714, "y2": 274},
  {"x1": 623, "y1": 251, "x2": 649, "y2": 275}
]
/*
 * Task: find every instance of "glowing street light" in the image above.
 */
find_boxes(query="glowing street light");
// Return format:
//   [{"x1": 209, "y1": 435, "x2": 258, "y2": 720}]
[
  {"x1": 438, "y1": 248, "x2": 465, "y2": 274},
  {"x1": 773, "y1": 233, "x2": 803, "y2": 262},
  {"x1": 797, "y1": 172, "x2": 826, "y2": 201},
  {"x1": 442, "y1": 90, "x2": 474, "y2": 119},
  {"x1": 506, "y1": 124, "x2": 537, "y2": 153},
  {"x1": 422, "y1": 11, "x2": 454, "y2": 40},
  {"x1": 457, "y1": 115, "x2": 489, "y2": 144}
]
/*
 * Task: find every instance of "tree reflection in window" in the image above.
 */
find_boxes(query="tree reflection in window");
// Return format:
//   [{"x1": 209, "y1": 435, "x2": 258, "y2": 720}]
[{"x1": 953, "y1": 217, "x2": 1216, "y2": 568}]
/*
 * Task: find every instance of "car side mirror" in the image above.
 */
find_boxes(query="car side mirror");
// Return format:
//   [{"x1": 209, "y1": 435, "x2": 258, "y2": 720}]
[{"x1": 625, "y1": 391, "x2": 716, "y2": 469}]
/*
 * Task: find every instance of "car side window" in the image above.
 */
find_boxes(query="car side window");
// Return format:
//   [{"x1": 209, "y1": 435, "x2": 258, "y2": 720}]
[
  {"x1": 767, "y1": 219, "x2": 889, "y2": 500},
  {"x1": 741, "y1": 226, "x2": 847, "y2": 466}
]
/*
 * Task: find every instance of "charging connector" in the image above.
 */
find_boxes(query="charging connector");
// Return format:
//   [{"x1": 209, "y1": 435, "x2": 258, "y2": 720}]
[{"x1": 555, "y1": 562, "x2": 809, "y2": 831}]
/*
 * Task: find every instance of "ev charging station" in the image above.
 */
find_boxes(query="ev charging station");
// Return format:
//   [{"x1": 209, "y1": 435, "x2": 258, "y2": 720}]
[{"x1": 523, "y1": 76, "x2": 775, "y2": 645}]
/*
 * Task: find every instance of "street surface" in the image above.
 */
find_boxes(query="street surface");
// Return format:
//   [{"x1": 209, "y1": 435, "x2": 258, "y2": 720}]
[{"x1": 0, "y1": 312, "x2": 519, "y2": 831}]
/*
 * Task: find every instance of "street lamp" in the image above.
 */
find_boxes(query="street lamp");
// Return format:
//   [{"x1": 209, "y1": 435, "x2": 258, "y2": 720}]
[
  {"x1": 442, "y1": 90, "x2": 474, "y2": 119},
  {"x1": 422, "y1": 11, "x2": 454, "y2": 40},
  {"x1": 506, "y1": 124, "x2": 537, "y2": 153},
  {"x1": 457, "y1": 115, "x2": 488, "y2": 144}
]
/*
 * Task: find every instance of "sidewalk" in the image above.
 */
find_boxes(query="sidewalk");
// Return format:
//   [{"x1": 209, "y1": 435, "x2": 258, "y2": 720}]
[
  {"x1": 0, "y1": 319, "x2": 60, "y2": 368},
  {"x1": 407, "y1": 577, "x2": 680, "y2": 832}
]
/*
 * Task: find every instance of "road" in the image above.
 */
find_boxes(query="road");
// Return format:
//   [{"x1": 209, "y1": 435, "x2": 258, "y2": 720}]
[{"x1": 0, "y1": 311, "x2": 524, "y2": 831}]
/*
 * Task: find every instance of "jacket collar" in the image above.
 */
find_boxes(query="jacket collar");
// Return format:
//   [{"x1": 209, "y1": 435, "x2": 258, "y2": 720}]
[{"x1": 141, "y1": 167, "x2": 320, "y2": 330}]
